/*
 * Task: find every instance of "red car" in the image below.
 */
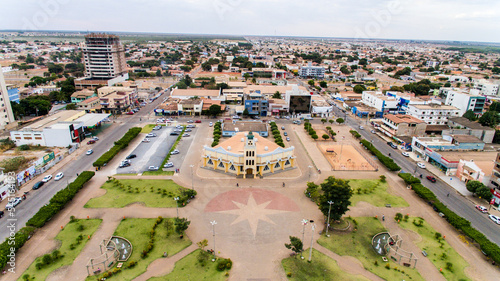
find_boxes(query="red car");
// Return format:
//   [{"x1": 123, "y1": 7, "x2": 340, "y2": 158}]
[
  {"x1": 195, "y1": 120, "x2": 201, "y2": 123},
  {"x1": 87, "y1": 139, "x2": 96, "y2": 144},
  {"x1": 476, "y1": 205, "x2": 488, "y2": 213},
  {"x1": 126, "y1": 111, "x2": 134, "y2": 115},
  {"x1": 426, "y1": 176, "x2": 436, "y2": 183}
]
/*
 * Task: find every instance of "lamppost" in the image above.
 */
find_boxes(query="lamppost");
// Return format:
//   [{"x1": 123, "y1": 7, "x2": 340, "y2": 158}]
[
  {"x1": 326, "y1": 201, "x2": 334, "y2": 237},
  {"x1": 301, "y1": 219, "x2": 308, "y2": 258},
  {"x1": 308, "y1": 223, "x2": 316, "y2": 262},
  {"x1": 210, "y1": 220, "x2": 217, "y2": 261},
  {"x1": 174, "y1": 197, "x2": 179, "y2": 218},
  {"x1": 308, "y1": 165, "x2": 313, "y2": 182},
  {"x1": 190, "y1": 165, "x2": 194, "y2": 190}
]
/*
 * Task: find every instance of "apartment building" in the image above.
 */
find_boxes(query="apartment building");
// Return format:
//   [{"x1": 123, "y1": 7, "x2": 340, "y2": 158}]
[
  {"x1": 490, "y1": 153, "x2": 500, "y2": 190},
  {"x1": 472, "y1": 79, "x2": 499, "y2": 96},
  {"x1": 361, "y1": 91, "x2": 399, "y2": 112},
  {"x1": 379, "y1": 114, "x2": 426, "y2": 138},
  {"x1": 443, "y1": 89, "x2": 485, "y2": 115},
  {"x1": 71, "y1": 89, "x2": 97, "y2": 103},
  {"x1": 0, "y1": 68, "x2": 15, "y2": 129},
  {"x1": 81, "y1": 33, "x2": 127, "y2": 79},
  {"x1": 299, "y1": 62, "x2": 325, "y2": 79},
  {"x1": 407, "y1": 104, "x2": 460, "y2": 125}
]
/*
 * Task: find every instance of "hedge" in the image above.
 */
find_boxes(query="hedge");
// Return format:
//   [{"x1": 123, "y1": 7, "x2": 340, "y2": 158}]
[
  {"x1": 0, "y1": 171, "x2": 95, "y2": 270},
  {"x1": 270, "y1": 122, "x2": 284, "y2": 147},
  {"x1": 27, "y1": 171, "x2": 95, "y2": 228},
  {"x1": 399, "y1": 173, "x2": 500, "y2": 264},
  {"x1": 349, "y1": 130, "x2": 361, "y2": 139},
  {"x1": 360, "y1": 139, "x2": 401, "y2": 171},
  {"x1": 93, "y1": 127, "x2": 142, "y2": 167}
]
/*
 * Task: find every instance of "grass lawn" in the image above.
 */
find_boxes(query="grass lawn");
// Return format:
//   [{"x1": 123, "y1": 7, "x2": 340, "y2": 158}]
[
  {"x1": 141, "y1": 124, "x2": 156, "y2": 133},
  {"x1": 349, "y1": 179, "x2": 408, "y2": 207},
  {"x1": 399, "y1": 217, "x2": 470, "y2": 281},
  {"x1": 19, "y1": 219, "x2": 102, "y2": 281},
  {"x1": 318, "y1": 217, "x2": 423, "y2": 281},
  {"x1": 84, "y1": 179, "x2": 189, "y2": 208},
  {"x1": 149, "y1": 250, "x2": 229, "y2": 281},
  {"x1": 90, "y1": 218, "x2": 192, "y2": 281},
  {"x1": 282, "y1": 249, "x2": 369, "y2": 281},
  {"x1": 142, "y1": 170, "x2": 175, "y2": 176}
]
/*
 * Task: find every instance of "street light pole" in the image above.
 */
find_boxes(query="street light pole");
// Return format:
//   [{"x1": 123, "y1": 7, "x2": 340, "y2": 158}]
[
  {"x1": 210, "y1": 220, "x2": 217, "y2": 261},
  {"x1": 190, "y1": 165, "x2": 194, "y2": 190},
  {"x1": 326, "y1": 201, "x2": 333, "y2": 237},
  {"x1": 308, "y1": 166, "x2": 312, "y2": 182},
  {"x1": 301, "y1": 219, "x2": 308, "y2": 258},
  {"x1": 308, "y1": 223, "x2": 316, "y2": 262},
  {"x1": 174, "y1": 197, "x2": 179, "y2": 218}
]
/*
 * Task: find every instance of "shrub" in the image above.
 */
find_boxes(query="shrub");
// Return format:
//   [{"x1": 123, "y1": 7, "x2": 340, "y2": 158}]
[
  {"x1": 349, "y1": 130, "x2": 361, "y2": 139},
  {"x1": 216, "y1": 258, "x2": 232, "y2": 271},
  {"x1": 361, "y1": 140, "x2": 400, "y2": 171},
  {"x1": 127, "y1": 260, "x2": 137, "y2": 268}
]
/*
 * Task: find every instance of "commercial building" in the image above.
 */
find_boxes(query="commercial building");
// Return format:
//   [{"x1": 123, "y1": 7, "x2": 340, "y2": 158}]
[
  {"x1": 178, "y1": 99, "x2": 203, "y2": 116},
  {"x1": 170, "y1": 89, "x2": 221, "y2": 101},
  {"x1": 444, "y1": 117, "x2": 495, "y2": 144},
  {"x1": 202, "y1": 132, "x2": 295, "y2": 178},
  {"x1": 455, "y1": 159, "x2": 486, "y2": 185},
  {"x1": 222, "y1": 121, "x2": 268, "y2": 137},
  {"x1": 443, "y1": 89, "x2": 485, "y2": 116},
  {"x1": 361, "y1": 91, "x2": 399, "y2": 113},
  {"x1": 299, "y1": 62, "x2": 325, "y2": 79},
  {"x1": 407, "y1": 104, "x2": 460, "y2": 125},
  {"x1": 285, "y1": 85, "x2": 312, "y2": 114},
  {"x1": 0, "y1": 68, "x2": 15, "y2": 129},
  {"x1": 379, "y1": 114, "x2": 426, "y2": 138}
]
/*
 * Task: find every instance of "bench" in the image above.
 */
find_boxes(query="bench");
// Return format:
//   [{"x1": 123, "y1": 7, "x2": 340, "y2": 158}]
[
  {"x1": 385, "y1": 204, "x2": 391, "y2": 208},
  {"x1": 422, "y1": 250, "x2": 427, "y2": 257},
  {"x1": 108, "y1": 261, "x2": 113, "y2": 267},
  {"x1": 403, "y1": 262, "x2": 411, "y2": 267}
]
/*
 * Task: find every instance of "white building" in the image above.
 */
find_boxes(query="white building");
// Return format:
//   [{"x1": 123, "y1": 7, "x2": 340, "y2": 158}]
[
  {"x1": 0, "y1": 66, "x2": 15, "y2": 129},
  {"x1": 299, "y1": 62, "x2": 325, "y2": 79},
  {"x1": 407, "y1": 104, "x2": 460, "y2": 125},
  {"x1": 472, "y1": 79, "x2": 499, "y2": 96},
  {"x1": 443, "y1": 89, "x2": 486, "y2": 115},
  {"x1": 361, "y1": 91, "x2": 399, "y2": 112},
  {"x1": 426, "y1": 61, "x2": 440, "y2": 68}
]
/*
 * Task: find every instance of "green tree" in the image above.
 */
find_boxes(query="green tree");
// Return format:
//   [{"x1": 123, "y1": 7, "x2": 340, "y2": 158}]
[
  {"x1": 319, "y1": 81, "x2": 328, "y2": 88},
  {"x1": 321, "y1": 118, "x2": 327, "y2": 124},
  {"x1": 353, "y1": 85, "x2": 366, "y2": 94},
  {"x1": 272, "y1": 91, "x2": 281, "y2": 99},
  {"x1": 65, "y1": 103, "x2": 77, "y2": 110},
  {"x1": 156, "y1": 69, "x2": 162, "y2": 77},
  {"x1": 308, "y1": 80, "x2": 315, "y2": 86},
  {"x1": 322, "y1": 134, "x2": 329, "y2": 140},
  {"x1": 329, "y1": 119, "x2": 334, "y2": 124},
  {"x1": 312, "y1": 134, "x2": 319, "y2": 140},
  {"x1": 462, "y1": 110, "x2": 477, "y2": 121},
  {"x1": 284, "y1": 236, "x2": 303, "y2": 257},
  {"x1": 174, "y1": 217, "x2": 190, "y2": 235},
  {"x1": 489, "y1": 102, "x2": 500, "y2": 112},
  {"x1": 208, "y1": 104, "x2": 222, "y2": 117},
  {"x1": 318, "y1": 177, "x2": 353, "y2": 221},
  {"x1": 336, "y1": 118, "x2": 344, "y2": 125},
  {"x1": 243, "y1": 108, "x2": 249, "y2": 117},
  {"x1": 476, "y1": 186, "x2": 493, "y2": 200},
  {"x1": 243, "y1": 73, "x2": 250, "y2": 81},
  {"x1": 466, "y1": 180, "x2": 483, "y2": 194},
  {"x1": 340, "y1": 65, "x2": 350, "y2": 74},
  {"x1": 478, "y1": 111, "x2": 500, "y2": 127}
]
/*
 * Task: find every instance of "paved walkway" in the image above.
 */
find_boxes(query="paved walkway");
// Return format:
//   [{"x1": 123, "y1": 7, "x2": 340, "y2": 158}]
[{"x1": 4, "y1": 120, "x2": 498, "y2": 281}]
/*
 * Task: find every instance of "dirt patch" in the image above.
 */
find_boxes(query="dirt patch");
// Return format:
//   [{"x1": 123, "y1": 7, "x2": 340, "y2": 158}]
[{"x1": 319, "y1": 144, "x2": 376, "y2": 171}]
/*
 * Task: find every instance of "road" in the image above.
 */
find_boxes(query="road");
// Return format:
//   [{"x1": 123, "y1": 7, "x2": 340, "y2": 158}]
[
  {"x1": 0, "y1": 92, "x2": 168, "y2": 241},
  {"x1": 323, "y1": 103, "x2": 500, "y2": 246}
]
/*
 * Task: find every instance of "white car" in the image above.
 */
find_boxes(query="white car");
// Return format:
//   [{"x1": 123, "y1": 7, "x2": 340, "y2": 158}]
[
  {"x1": 164, "y1": 162, "x2": 174, "y2": 168},
  {"x1": 86, "y1": 149, "x2": 93, "y2": 155},
  {"x1": 54, "y1": 172, "x2": 64, "y2": 181},
  {"x1": 183, "y1": 133, "x2": 190, "y2": 137},
  {"x1": 209, "y1": 122, "x2": 213, "y2": 127},
  {"x1": 401, "y1": 152, "x2": 410, "y2": 157},
  {"x1": 489, "y1": 215, "x2": 500, "y2": 225},
  {"x1": 417, "y1": 162, "x2": 426, "y2": 169},
  {"x1": 6, "y1": 197, "x2": 22, "y2": 210},
  {"x1": 359, "y1": 126, "x2": 364, "y2": 130},
  {"x1": 146, "y1": 133, "x2": 157, "y2": 137},
  {"x1": 92, "y1": 136, "x2": 99, "y2": 141},
  {"x1": 143, "y1": 138, "x2": 150, "y2": 143},
  {"x1": 171, "y1": 149, "x2": 180, "y2": 155},
  {"x1": 371, "y1": 130, "x2": 376, "y2": 134},
  {"x1": 148, "y1": 166, "x2": 159, "y2": 171},
  {"x1": 42, "y1": 175, "x2": 53, "y2": 182}
]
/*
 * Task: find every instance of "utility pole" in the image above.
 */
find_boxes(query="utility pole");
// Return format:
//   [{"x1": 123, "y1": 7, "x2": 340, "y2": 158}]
[
  {"x1": 190, "y1": 164, "x2": 194, "y2": 190},
  {"x1": 174, "y1": 197, "x2": 179, "y2": 218},
  {"x1": 210, "y1": 220, "x2": 217, "y2": 261},
  {"x1": 301, "y1": 219, "x2": 308, "y2": 258},
  {"x1": 308, "y1": 223, "x2": 316, "y2": 262},
  {"x1": 326, "y1": 201, "x2": 333, "y2": 237}
]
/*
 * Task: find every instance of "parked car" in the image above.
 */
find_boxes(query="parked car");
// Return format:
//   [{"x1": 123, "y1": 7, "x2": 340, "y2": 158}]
[
  {"x1": 488, "y1": 214, "x2": 500, "y2": 225},
  {"x1": 185, "y1": 129, "x2": 192, "y2": 132},
  {"x1": 209, "y1": 122, "x2": 213, "y2": 127},
  {"x1": 126, "y1": 154, "x2": 137, "y2": 159},
  {"x1": 387, "y1": 142, "x2": 397, "y2": 149},
  {"x1": 170, "y1": 132, "x2": 180, "y2": 136},
  {"x1": 476, "y1": 205, "x2": 488, "y2": 213},
  {"x1": 426, "y1": 176, "x2": 436, "y2": 183},
  {"x1": 32, "y1": 181, "x2": 44, "y2": 190},
  {"x1": 359, "y1": 126, "x2": 364, "y2": 130},
  {"x1": 42, "y1": 175, "x2": 53, "y2": 182},
  {"x1": 371, "y1": 130, "x2": 376, "y2": 134},
  {"x1": 183, "y1": 133, "x2": 190, "y2": 137},
  {"x1": 417, "y1": 162, "x2": 426, "y2": 169},
  {"x1": 119, "y1": 162, "x2": 131, "y2": 168},
  {"x1": 281, "y1": 126, "x2": 285, "y2": 130},
  {"x1": 187, "y1": 124, "x2": 195, "y2": 128},
  {"x1": 286, "y1": 137, "x2": 290, "y2": 142},
  {"x1": 0, "y1": 210, "x2": 4, "y2": 218},
  {"x1": 195, "y1": 120, "x2": 202, "y2": 123},
  {"x1": 171, "y1": 149, "x2": 180, "y2": 155},
  {"x1": 146, "y1": 133, "x2": 157, "y2": 137},
  {"x1": 148, "y1": 166, "x2": 159, "y2": 171},
  {"x1": 54, "y1": 172, "x2": 64, "y2": 181},
  {"x1": 6, "y1": 197, "x2": 22, "y2": 210},
  {"x1": 284, "y1": 132, "x2": 288, "y2": 136},
  {"x1": 87, "y1": 139, "x2": 96, "y2": 145},
  {"x1": 401, "y1": 152, "x2": 409, "y2": 157},
  {"x1": 126, "y1": 111, "x2": 134, "y2": 115},
  {"x1": 164, "y1": 162, "x2": 174, "y2": 168},
  {"x1": 187, "y1": 120, "x2": 194, "y2": 123},
  {"x1": 142, "y1": 138, "x2": 151, "y2": 143},
  {"x1": 92, "y1": 136, "x2": 99, "y2": 141},
  {"x1": 86, "y1": 149, "x2": 93, "y2": 155}
]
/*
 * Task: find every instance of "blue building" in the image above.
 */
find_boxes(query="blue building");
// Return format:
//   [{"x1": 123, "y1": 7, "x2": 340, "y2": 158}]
[
  {"x1": 6, "y1": 84, "x2": 19, "y2": 103},
  {"x1": 244, "y1": 100, "x2": 268, "y2": 117}
]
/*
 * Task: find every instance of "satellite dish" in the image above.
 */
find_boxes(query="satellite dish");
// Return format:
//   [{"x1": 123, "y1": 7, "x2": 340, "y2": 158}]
[{"x1": 227, "y1": 146, "x2": 231, "y2": 151}]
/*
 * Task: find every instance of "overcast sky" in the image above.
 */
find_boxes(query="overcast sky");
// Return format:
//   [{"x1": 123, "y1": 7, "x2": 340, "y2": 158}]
[{"x1": 2, "y1": 0, "x2": 500, "y2": 42}]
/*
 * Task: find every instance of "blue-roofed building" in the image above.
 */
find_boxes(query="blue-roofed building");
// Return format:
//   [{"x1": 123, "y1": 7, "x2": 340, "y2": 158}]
[{"x1": 6, "y1": 84, "x2": 19, "y2": 103}]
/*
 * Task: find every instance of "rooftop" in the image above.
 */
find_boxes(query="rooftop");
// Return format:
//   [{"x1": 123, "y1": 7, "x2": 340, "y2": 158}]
[
  {"x1": 22, "y1": 110, "x2": 86, "y2": 131},
  {"x1": 384, "y1": 114, "x2": 425, "y2": 124},
  {"x1": 448, "y1": 117, "x2": 495, "y2": 131},
  {"x1": 411, "y1": 104, "x2": 459, "y2": 110},
  {"x1": 171, "y1": 89, "x2": 220, "y2": 97},
  {"x1": 223, "y1": 121, "x2": 267, "y2": 132},
  {"x1": 451, "y1": 135, "x2": 484, "y2": 143},
  {"x1": 213, "y1": 132, "x2": 282, "y2": 154}
]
